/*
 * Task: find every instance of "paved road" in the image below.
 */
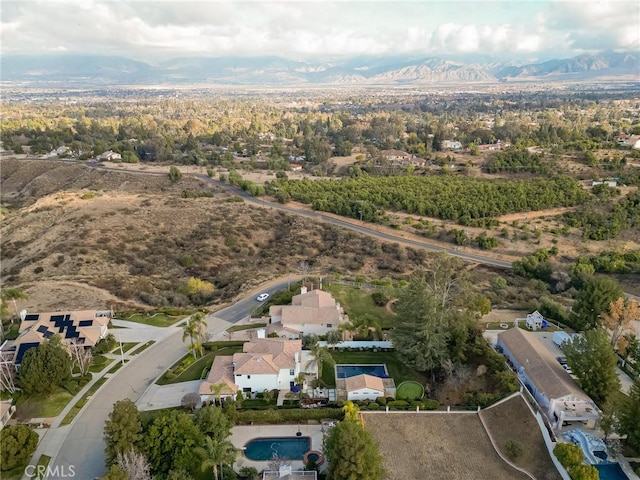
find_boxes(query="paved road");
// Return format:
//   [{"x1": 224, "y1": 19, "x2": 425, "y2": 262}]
[
  {"x1": 43, "y1": 280, "x2": 292, "y2": 480},
  {"x1": 80, "y1": 160, "x2": 513, "y2": 269}
]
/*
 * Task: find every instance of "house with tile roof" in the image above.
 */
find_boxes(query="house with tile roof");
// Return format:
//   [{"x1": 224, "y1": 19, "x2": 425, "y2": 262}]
[
  {"x1": 497, "y1": 327, "x2": 599, "y2": 432},
  {"x1": 2, "y1": 310, "x2": 111, "y2": 366},
  {"x1": 345, "y1": 374, "x2": 387, "y2": 401},
  {"x1": 268, "y1": 287, "x2": 348, "y2": 338},
  {"x1": 200, "y1": 330, "x2": 304, "y2": 402}
]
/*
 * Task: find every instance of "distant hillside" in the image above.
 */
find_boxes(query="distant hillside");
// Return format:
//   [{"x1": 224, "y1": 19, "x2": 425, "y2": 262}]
[{"x1": 2, "y1": 51, "x2": 638, "y2": 86}]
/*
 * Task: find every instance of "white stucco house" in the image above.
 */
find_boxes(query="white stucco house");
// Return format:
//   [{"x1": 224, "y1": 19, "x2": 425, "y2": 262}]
[
  {"x1": 345, "y1": 374, "x2": 386, "y2": 401},
  {"x1": 268, "y1": 287, "x2": 348, "y2": 338},
  {"x1": 497, "y1": 327, "x2": 599, "y2": 433},
  {"x1": 200, "y1": 330, "x2": 304, "y2": 402},
  {"x1": 96, "y1": 150, "x2": 122, "y2": 161}
]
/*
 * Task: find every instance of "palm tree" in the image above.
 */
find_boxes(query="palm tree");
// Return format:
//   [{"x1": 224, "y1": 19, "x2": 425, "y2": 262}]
[
  {"x1": 196, "y1": 436, "x2": 237, "y2": 480},
  {"x1": 182, "y1": 319, "x2": 199, "y2": 360},
  {"x1": 305, "y1": 341, "x2": 335, "y2": 384},
  {"x1": 182, "y1": 313, "x2": 208, "y2": 359},
  {"x1": 210, "y1": 383, "x2": 226, "y2": 406}
]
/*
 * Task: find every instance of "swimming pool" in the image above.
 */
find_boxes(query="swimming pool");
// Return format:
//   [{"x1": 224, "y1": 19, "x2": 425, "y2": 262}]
[
  {"x1": 243, "y1": 436, "x2": 311, "y2": 461},
  {"x1": 336, "y1": 364, "x2": 389, "y2": 379},
  {"x1": 595, "y1": 463, "x2": 630, "y2": 480}
]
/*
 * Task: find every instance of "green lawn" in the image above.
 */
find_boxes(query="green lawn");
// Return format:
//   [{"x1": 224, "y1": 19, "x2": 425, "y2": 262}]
[
  {"x1": 321, "y1": 351, "x2": 427, "y2": 387},
  {"x1": 120, "y1": 342, "x2": 138, "y2": 353},
  {"x1": 130, "y1": 340, "x2": 156, "y2": 355},
  {"x1": 323, "y1": 284, "x2": 396, "y2": 329},
  {"x1": 158, "y1": 346, "x2": 244, "y2": 385},
  {"x1": 118, "y1": 313, "x2": 185, "y2": 327},
  {"x1": 227, "y1": 323, "x2": 267, "y2": 333},
  {"x1": 396, "y1": 381, "x2": 425, "y2": 401},
  {"x1": 16, "y1": 389, "x2": 73, "y2": 418},
  {"x1": 89, "y1": 355, "x2": 113, "y2": 373}
]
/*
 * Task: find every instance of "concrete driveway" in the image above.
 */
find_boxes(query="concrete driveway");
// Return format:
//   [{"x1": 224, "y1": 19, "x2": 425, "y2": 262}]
[{"x1": 136, "y1": 380, "x2": 201, "y2": 411}]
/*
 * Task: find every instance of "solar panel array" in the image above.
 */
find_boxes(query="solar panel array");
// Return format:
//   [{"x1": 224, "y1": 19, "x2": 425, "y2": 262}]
[
  {"x1": 78, "y1": 320, "x2": 93, "y2": 327},
  {"x1": 25, "y1": 314, "x2": 40, "y2": 321}
]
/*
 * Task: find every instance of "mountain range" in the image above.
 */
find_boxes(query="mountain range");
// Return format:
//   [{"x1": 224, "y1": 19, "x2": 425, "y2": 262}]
[{"x1": 2, "y1": 51, "x2": 638, "y2": 87}]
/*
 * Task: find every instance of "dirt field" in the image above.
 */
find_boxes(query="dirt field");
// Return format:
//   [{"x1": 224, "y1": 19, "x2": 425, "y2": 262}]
[
  {"x1": 364, "y1": 412, "x2": 530, "y2": 480},
  {"x1": 481, "y1": 395, "x2": 562, "y2": 480}
]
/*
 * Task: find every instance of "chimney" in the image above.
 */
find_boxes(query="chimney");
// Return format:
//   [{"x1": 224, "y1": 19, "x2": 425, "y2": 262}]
[
  {"x1": 257, "y1": 328, "x2": 266, "y2": 339},
  {"x1": 300, "y1": 286, "x2": 308, "y2": 295},
  {"x1": 19, "y1": 309, "x2": 27, "y2": 322}
]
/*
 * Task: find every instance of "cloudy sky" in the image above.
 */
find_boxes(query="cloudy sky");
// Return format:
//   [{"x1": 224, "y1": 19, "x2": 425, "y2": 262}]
[{"x1": 1, "y1": 0, "x2": 638, "y2": 61}]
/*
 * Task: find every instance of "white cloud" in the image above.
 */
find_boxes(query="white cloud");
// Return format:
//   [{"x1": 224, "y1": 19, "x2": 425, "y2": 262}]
[{"x1": 1, "y1": 0, "x2": 637, "y2": 59}]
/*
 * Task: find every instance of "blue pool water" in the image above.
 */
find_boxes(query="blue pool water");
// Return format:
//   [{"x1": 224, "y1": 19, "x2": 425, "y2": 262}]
[
  {"x1": 595, "y1": 463, "x2": 629, "y2": 480},
  {"x1": 336, "y1": 364, "x2": 388, "y2": 379},
  {"x1": 244, "y1": 436, "x2": 311, "y2": 461}
]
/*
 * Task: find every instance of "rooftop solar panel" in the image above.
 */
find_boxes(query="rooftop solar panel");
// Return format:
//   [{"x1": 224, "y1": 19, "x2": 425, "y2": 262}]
[
  {"x1": 16, "y1": 342, "x2": 40, "y2": 363},
  {"x1": 25, "y1": 314, "x2": 40, "y2": 321},
  {"x1": 78, "y1": 320, "x2": 93, "y2": 327},
  {"x1": 43, "y1": 331, "x2": 54, "y2": 338},
  {"x1": 36, "y1": 325, "x2": 49, "y2": 334}
]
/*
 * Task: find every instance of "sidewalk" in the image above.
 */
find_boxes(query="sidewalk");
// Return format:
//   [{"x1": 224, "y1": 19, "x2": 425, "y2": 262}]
[{"x1": 21, "y1": 325, "x2": 181, "y2": 480}]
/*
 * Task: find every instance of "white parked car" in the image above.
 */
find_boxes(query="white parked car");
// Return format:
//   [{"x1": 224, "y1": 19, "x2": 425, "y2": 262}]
[{"x1": 256, "y1": 293, "x2": 270, "y2": 302}]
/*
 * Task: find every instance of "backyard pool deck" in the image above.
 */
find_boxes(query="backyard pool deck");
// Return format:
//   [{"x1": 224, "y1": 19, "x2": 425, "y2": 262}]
[{"x1": 230, "y1": 424, "x2": 326, "y2": 472}]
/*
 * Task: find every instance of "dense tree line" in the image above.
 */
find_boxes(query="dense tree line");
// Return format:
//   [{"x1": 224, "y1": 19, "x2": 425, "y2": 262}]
[
  {"x1": 564, "y1": 190, "x2": 640, "y2": 240},
  {"x1": 484, "y1": 148, "x2": 551, "y2": 174},
  {"x1": 267, "y1": 175, "x2": 587, "y2": 223}
]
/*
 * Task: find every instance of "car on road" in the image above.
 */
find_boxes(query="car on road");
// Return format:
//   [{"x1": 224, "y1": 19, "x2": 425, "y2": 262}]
[{"x1": 256, "y1": 293, "x2": 270, "y2": 302}]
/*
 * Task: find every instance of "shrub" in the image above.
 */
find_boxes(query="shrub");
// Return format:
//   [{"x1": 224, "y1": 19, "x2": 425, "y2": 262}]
[
  {"x1": 94, "y1": 333, "x2": 117, "y2": 354},
  {"x1": 371, "y1": 292, "x2": 389, "y2": 307},
  {"x1": 554, "y1": 443, "x2": 584, "y2": 469},
  {"x1": 568, "y1": 464, "x2": 599, "y2": 480},
  {"x1": 1, "y1": 425, "x2": 38, "y2": 471},
  {"x1": 422, "y1": 398, "x2": 439, "y2": 410},
  {"x1": 235, "y1": 408, "x2": 343, "y2": 425},
  {"x1": 505, "y1": 439, "x2": 524, "y2": 460},
  {"x1": 367, "y1": 403, "x2": 380, "y2": 410},
  {"x1": 375, "y1": 396, "x2": 387, "y2": 406}
]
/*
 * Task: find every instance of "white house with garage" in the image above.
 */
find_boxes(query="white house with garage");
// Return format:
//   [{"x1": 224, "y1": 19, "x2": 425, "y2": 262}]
[
  {"x1": 200, "y1": 330, "x2": 305, "y2": 402},
  {"x1": 345, "y1": 374, "x2": 387, "y2": 401},
  {"x1": 497, "y1": 327, "x2": 599, "y2": 433},
  {"x1": 268, "y1": 287, "x2": 348, "y2": 338}
]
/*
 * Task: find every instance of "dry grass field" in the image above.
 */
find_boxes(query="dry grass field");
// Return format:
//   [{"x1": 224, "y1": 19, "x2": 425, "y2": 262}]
[
  {"x1": 480, "y1": 395, "x2": 563, "y2": 480},
  {"x1": 0, "y1": 159, "x2": 436, "y2": 310},
  {"x1": 364, "y1": 411, "x2": 531, "y2": 480}
]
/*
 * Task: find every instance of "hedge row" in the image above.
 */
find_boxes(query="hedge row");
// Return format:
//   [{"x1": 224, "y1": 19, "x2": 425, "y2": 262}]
[{"x1": 235, "y1": 408, "x2": 344, "y2": 425}]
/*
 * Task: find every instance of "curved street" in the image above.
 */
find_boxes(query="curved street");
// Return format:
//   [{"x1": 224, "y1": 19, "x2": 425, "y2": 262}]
[{"x1": 37, "y1": 278, "x2": 293, "y2": 480}]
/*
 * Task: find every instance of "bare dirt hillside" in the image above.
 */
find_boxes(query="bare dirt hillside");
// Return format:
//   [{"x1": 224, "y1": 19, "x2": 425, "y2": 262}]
[{"x1": 0, "y1": 160, "x2": 431, "y2": 311}]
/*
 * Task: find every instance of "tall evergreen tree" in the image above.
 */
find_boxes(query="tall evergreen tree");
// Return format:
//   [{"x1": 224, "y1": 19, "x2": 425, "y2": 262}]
[
  {"x1": 564, "y1": 329, "x2": 620, "y2": 405},
  {"x1": 618, "y1": 380, "x2": 640, "y2": 452},
  {"x1": 18, "y1": 335, "x2": 71, "y2": 395},
  {"x1": 104, "y1": 399, "x2": 143, "y2": 466}
]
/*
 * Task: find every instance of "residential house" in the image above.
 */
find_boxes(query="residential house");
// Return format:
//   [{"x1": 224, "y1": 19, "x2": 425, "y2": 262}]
[
  {"x1": 268, "y1": 287, "x2": 348, "y2": 338},
  {"x1": 4, "y1": 310, "x2": 111, "y2": 366},
  {"x1": 200, "y1": 330, "x2": 303, "y2": 402},
  {"x1": 442, "y1": 140, "x2": 462, "y2": 150},
  {"x1": 615, "y1": 134, "x2": 640, "y2": 149},
  {"x1": 592, "y1": 180, "x2": 618, "y2": 188},
  {"x1": 497, "y1": 328, "x2": 599, "y2": 433},
  {"x1": 96, "y1": 150, "x2": 122, "y2": 161},
  {"x1": 290, "y1": 163, "x2": 303, "y2": 172},
  {"x1": 525, "y1": 310, "x2": 546, "y2": 331},
  {"x1": 345, "y1": 374, "x2": 386, "y2": 401},
  {"x1": 380, "y1": 149, "x2": 411, "y2": 162},
  {"x1": 478, "y1": 141, "x2": 511, "y2": 151}
]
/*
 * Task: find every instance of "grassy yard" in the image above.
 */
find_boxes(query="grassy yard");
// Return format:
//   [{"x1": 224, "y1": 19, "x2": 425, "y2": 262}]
[
  {"x1": 118, "y1": 313, "x2": 185, "y2": 327},
  {"x1": 16, "y1": 389, "x2": 73, "y2": 418},
  {"x1": 157, "y1": 346, "x2": 244, "y2": 385},
  {"x1": 89, "y1": 354, "x2": 113, "y2": 373},
  {"x1": 323, "y1": 284, "x2": 396, "y2": 329},
  {"x1": 321, "y1": 351, "x2": 427, "y2": 387},
  {"x1": 226, "y1": 322, "x2": 267, "y2": 333}
]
